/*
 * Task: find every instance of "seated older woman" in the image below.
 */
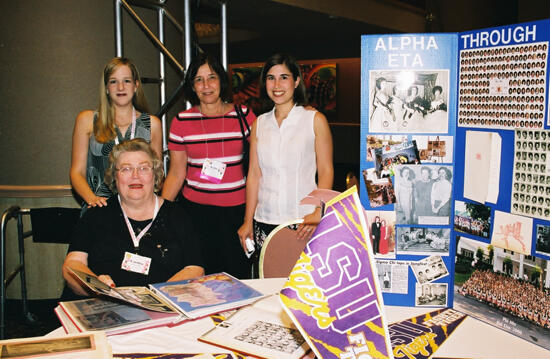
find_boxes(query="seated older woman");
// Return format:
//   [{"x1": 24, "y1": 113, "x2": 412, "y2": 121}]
[{"x1": 63, "y1": 138, "x2": 204, "y2": 296}]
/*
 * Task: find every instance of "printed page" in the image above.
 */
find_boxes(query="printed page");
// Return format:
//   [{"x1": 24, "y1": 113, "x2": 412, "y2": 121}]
[
  {"x1": 463, "y1": 130, "x2": 491, "y2": 203},
  {"x1": 486, "y1": 133, "x2": 501, "y2": 203}
]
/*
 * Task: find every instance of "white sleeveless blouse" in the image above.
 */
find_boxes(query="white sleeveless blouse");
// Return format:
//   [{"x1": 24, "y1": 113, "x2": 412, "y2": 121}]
[{"x1": 254, "y1": 105, "x2": 317, "y2": 224}]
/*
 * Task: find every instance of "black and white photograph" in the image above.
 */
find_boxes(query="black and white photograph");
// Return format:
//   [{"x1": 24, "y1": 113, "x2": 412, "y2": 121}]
[
  {"x1": 458, "y1": 42, "x2": 548, "y2": 130},
  {"x1": 511, "y1": 129, "x2": 550, "y2": 220},
  {"x1": 376, "y1": 260, "x2": 393, "y2": 292},
  {"x1": 415, "y1": 283, "x2": 448, "y2": 307},
  {"x1": 394, "y1": 164, "x2": 453, "y2": 225},
  {"x1": 396, "y1": 227, "x2": 450, "y2": 255},
  {"x1": 411, "y1": 255, "x2": 449, "y2": 284},
  {"x1": 412, "y1": 135, "x2": 454, "y2": 163},
  {"x1": 536, "y1": 225, "x2": 550, "y2": 257},
  {"x1": 455, "y1": 236, "x2": 550, "y2": 349},
  {"x1": 362, "y1": 168, "x2": 397, "y2": 208},
  {"x1": 235, "y1": 320, "x2": 305, "y2": 353},
  {"x1": 369, "y1": 70, "x2": 450, "y2": 133},
  {"x1": 454, "y1": 200, "x2": 492, "y2": 239},
  {"x1": 373, "y1": 140, "x2": 420, "y2": 178}
]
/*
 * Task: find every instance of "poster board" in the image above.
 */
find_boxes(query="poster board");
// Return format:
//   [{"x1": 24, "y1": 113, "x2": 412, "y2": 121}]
[
  {"x1": 360, "y1": 32, "x2": 458, "y2": 307},
  {"x1": 361, "y1": 19, "x2": 550, "y2": 349}
]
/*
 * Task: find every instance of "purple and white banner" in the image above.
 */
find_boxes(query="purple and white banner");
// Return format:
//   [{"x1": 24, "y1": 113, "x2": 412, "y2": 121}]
[{"x1": 280, "y1": 187, "x2": 393, "y2": 358}]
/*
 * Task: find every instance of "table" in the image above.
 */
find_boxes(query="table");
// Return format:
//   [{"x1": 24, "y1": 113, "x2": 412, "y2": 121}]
[{"x1": 49, "y1": 278, "x2": 549, "y2": 358}]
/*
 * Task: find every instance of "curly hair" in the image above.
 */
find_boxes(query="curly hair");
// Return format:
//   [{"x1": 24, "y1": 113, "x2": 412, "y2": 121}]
[{"x1": 104, "y1": 138, "x2": 164, "y2": 194}]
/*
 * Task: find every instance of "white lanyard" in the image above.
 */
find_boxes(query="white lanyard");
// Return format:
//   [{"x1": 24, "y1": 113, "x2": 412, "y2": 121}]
[
  {"x1": 118, "y1": 195, "x2": 159, "y2": 251},
  {"x1": 115, "y1": 108, "x2": 137, "y2": 145}
]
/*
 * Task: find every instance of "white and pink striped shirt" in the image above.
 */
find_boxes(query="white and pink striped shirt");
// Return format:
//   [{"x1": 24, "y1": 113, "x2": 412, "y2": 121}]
[{"x1": 168, "y1": 105, "x2": 256, "y2": 206}]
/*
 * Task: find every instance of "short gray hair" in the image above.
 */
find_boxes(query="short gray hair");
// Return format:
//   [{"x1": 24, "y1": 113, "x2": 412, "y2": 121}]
[{"x1": 104, "y1": 138, "x2": 164, "y2": 193}]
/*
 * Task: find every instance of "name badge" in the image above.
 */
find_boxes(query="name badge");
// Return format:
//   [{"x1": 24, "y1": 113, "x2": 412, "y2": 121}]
[
  {"x1": 121, "y1": 251, "x2": 151, "y2": 275},
  {"x1": 200, "y1": 158, "x2": 226, "y2": 183}
]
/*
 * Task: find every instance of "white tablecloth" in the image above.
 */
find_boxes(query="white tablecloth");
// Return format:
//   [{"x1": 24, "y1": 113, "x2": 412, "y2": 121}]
[{"x1": 49, "y1": 278, "x2": 549, "y2": 358}]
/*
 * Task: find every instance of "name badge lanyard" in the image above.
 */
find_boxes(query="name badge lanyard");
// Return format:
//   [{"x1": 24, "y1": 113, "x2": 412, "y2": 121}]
[
  {"x1": 119, "y1": 195, "x2": 159, "y2": 253},
  {"x1": 200, "y1": 114, "x2": 225, "y2": 159},
  {"x1": 115, "y1": 107, "x2": 137, "y2": 145}
]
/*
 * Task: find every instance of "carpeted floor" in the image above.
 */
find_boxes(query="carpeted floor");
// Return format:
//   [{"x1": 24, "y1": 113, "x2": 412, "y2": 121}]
[{"x1": 2, "y1": 299, "x2": 61, "y2": 339}]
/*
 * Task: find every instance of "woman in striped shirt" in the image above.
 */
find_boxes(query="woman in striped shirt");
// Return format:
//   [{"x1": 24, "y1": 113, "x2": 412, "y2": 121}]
[{"x1": 162, "y1": 53, "x2": 256, "y2": 279}]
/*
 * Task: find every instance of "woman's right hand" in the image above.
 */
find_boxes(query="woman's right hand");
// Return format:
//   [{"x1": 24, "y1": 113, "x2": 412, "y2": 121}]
[
  {"x1": 237, "y1": 222, "x2": 253, "y2": 251},
  {"x1": 86, "y1": 195, "x2": 108, "y2": 208},
  {"x1": 98, "y1": 274, "x2": 115, "y2": 288}
]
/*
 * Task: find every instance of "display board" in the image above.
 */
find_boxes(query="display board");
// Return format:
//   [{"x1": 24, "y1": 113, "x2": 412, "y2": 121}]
[
  {"x1": 360, "y1": 20, "x2": 550, "y2": 314},
  {"x1": 360, "y1": 33, "x2": 458, "y2": 307},
  {"x1": 361, "y1": 19, "x2": 550, "y2": 349}
]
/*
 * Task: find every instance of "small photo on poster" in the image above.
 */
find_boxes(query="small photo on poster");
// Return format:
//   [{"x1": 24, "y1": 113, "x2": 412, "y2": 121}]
[
  {"x1": 411, "y1": 135, "x2": 454, "y2": 163},
  {"x1": 373, "y1": 140, "x2": 420, "y2": 177},
  {"x1": 455, "y1": 235, "x2": 550, "y2": 349},
  {"x1": 362, "y1": 169, "x2": 396, "y2": 208},
  {"x1": 375, "y1": 259, "x2": 409, "y2": 294},
  {"x1": 366, "y1": 135, "x2": 408, "y2": 162},
  {"x1": 491, "y1": 211, "x2": 533, "y2": 255},
  {"x1": 394, "y1": 164, "x2": 453, "y2": 225},
  {"x1": 376, "y1": 260, "x2": 393, "y2": 292},
  {"x1": 454, "y1": 200, "x2": 492, "y2": 239},
  {"x1": 396, "y1": 227, "x2": 450, "y2": 255},
  {"x1": 511, "y1": 129, "x2": 550, "y2": 220},
  {"x1": 535, "y1": 225, "x2": 550, "y2": 257},
  {"x1": 366, "y1": 210, "x2": 397, "y2": 258},
  {"x1": 415, "y1": 283, "x2": 448, "y2": 307},
  {"x1": 369, "y1": 70, "x2": 449, "y2": 133},
  {"x1": 411, "y1": 255, "x2": 449, "y2": 284}
]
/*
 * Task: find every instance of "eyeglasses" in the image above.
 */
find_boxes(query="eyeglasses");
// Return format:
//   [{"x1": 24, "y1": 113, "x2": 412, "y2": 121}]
[{"x1": 116, "y1": 165, "x2": 153, "y2": 176}]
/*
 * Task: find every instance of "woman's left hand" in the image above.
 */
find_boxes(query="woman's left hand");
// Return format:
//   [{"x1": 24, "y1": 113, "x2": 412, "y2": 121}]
[{"x1": 296, "y1": 207, "x2": 322, "y2": 240}]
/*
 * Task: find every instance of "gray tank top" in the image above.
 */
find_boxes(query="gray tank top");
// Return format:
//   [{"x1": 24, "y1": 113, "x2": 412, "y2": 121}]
[{"x1": 86, "y1": 112, "x2": 152, "y2": 199}]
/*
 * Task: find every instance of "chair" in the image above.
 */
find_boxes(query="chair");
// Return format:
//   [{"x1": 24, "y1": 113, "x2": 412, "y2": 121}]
[
  {"x1": 345, "y1": 171, "x2": 359, "y2": 189},
  {"x1": 259, "y1": 219, "x2": 308, "y2": 279},
  {"x1": 0, "y1": 206, "x2": 80, "y2": 339}
]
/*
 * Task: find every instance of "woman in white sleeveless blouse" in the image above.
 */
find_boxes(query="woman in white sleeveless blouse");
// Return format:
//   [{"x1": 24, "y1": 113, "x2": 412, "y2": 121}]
[{"x1": 238, "y1": 53, "x2": 333, "y2": 276}]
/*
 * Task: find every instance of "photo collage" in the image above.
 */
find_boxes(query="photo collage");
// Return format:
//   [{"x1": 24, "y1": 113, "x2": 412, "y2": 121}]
[{"x1": 458, "y1": 42, "x2": 548, "y2": 129}]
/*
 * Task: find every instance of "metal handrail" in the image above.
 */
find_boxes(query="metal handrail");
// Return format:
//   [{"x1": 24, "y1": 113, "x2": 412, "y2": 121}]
[
  {"x1": 113, "y1": 0, "x2": 229, "y2": 170},
  {"x1": 1, "y1": 206, "x2": 33, "y2": 339},
  {"x1": 118, "y1": 0, "x2": 184, "y2": 73}
]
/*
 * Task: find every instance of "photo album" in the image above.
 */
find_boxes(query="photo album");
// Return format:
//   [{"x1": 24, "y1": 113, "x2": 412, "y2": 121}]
[
  {"x1": 360, "y1": 19, "x2": 550, "y2": 349},
  {"x1": 65, "y1": 270, "x2": 264, "y2": 320}
]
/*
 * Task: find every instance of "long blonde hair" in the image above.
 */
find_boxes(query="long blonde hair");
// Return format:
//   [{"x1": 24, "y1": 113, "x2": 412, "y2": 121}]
[{"x1": 95, "y1": 57, "x2": 150, "y2": 143}]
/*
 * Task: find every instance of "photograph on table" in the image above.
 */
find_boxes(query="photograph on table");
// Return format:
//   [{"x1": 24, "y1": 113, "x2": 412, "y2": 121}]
[
  {"x1": 369, "y1": 70, "x2": 449, "y2": 133},
  {"x1": 454, "y1": 200, "x2": 492, "y2": 239},
  {"x1": 491, "y1": 211, "x2": 533, "y2": 255},
  {"x1": 375, "y1": 259, "x2": 409, "y2": 295},
  {"x1": 511, "y1": 129, "x2": 550, "y2": 220},
  {"x1": 396, "y1": 227, "x2": 450, "y2": 255},
  {"x1": 411, "y1": 255, "x2": 449, "y2": 284},
  {"x1": 412, "y1": 135, "x2": 454, "y2": 163},
  {"x1": 366, "y1": 134, "x2": 408, "y2": 162},
  {"x1": 536, "y1": 224, "x2": 550, "y2": 257},
  {"x1": 394, "y1": 164, "x2": 453, "y2": 225},
  {"x1": 362, "y1": 168, "x2": 396, "y2": 208},
  {"x1": 415, "y1": 282, "x2": 448, "y2": 307},
  {"x1": 458, "y1": 42, "x2": 548, "y2": 130},
  {"x1": 455, "y1": 235, "x2": 550, "y2": 350},
  {"x1": 366, "y1": 209, "x2": 397, "y2": 258},
  {"x1": 373, "y1": 139, "x2": 420, "y2": 178},
  {"x1": 0, "y1": 332, "x2": 111, "y2": 359}
]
